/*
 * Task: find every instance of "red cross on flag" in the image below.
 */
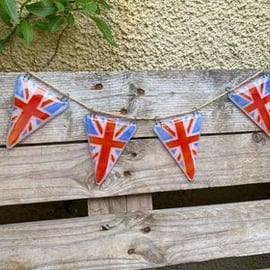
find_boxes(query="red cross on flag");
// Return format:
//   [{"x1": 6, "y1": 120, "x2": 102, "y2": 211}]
[
  {"x1": 6, "y1": 75, "x2": 69, "y2": 148},
  {"x1": 153, "y1": 113, "x2": 202, "y2": 181},
  {"x1": 228, "y1": 74, "x2": 270, "y2": 136},
  {"x1": 84, "y1": 114, "x2": 137, "y2": 185}
]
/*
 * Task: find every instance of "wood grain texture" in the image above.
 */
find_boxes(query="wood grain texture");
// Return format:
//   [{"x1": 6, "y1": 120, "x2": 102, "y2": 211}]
[
  {"x1": 88, "y1": 195, "x2": 153, "y2": 216},
  {"x1": 0, "y1": 70, "x2": 263, "y2": 146},
  {"x1": 88, "y1": 197, "x2": 129, "y2": 215},
  {"x1": 1, "y1": 200, "x2": 270, "y2": 269},
  {"x1": 126, "y1": 195, "x2": 153, "y2": 212},
  {"x1": 1, "y1": 132, "x2": 269, "y2": 206}
]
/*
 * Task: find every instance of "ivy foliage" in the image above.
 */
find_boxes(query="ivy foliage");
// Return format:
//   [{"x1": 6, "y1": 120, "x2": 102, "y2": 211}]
[{"x1": 0, "y1": 0, "x2": 117, "y2": 52}]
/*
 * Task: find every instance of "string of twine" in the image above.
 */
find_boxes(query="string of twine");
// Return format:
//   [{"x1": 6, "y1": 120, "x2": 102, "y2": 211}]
[
  {"x1": 7, "y1": 24, "x2": 263, "y2": 121},
  {"x1": 27, "y1": 70, "x2": 263, "y2": 121}
]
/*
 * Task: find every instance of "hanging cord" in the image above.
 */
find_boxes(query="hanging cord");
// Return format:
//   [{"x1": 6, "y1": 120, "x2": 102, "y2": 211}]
[
  {"x1": 28, "y1": 71, "x2": 96, "y2": 112},
  {"x1": 27, "y1": 70, "x2": 264, "y2": 121},
  {"x1": 161, "y1": 69, "x2": 264, "y2": 120}
]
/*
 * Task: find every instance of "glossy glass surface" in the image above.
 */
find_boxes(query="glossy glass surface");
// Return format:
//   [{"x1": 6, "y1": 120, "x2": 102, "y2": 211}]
[
  {"x1": 6, "y1": 75, "x2": 69, "y2": 148},
  {"x1": 153, "y1": 112, "x2": 202, "y2": 181},
  {"x1": 84, "y1": 114, "x2": 137, "y2": 185}
]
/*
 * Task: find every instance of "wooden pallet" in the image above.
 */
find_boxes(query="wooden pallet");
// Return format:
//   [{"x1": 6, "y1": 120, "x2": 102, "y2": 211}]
[{"x1": 0, "y1": 70, "x2": 270, "y2": 269}]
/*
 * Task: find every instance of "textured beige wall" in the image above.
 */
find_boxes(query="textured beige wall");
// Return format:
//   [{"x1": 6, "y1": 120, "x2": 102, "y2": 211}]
[{"x1": 0, "y1": 0, "x2": 269, "y2": 71}]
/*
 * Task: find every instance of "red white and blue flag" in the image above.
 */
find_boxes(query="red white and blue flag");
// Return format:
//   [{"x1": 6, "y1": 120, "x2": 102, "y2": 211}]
[
  {"x1": 6, "y1": 75, "x2": 69, "y2": 148},
  {"x1": 84, "y1": 114, "x2": 137, "y2": 185},
  {"x1": 153, "y1": 113, "x2": 202, "y2": 181},
  {"x1": 228, "y1": 74, "x2": 270, "y2": 136}
]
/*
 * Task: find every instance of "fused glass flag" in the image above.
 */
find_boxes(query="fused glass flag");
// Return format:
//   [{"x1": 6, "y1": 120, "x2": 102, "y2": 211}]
[
  {"x1": 153, "y1": 112, "x2": 202, "y2": 181},
  {"x1": 228, "y1": 73, "x2": 270, "y2": 136},
  {"x1": 6, "y1": 75, "x2": 69, "y2": 148},
  {"x1": 84, "y1": 114, "x2": 137, "y2": 185}
]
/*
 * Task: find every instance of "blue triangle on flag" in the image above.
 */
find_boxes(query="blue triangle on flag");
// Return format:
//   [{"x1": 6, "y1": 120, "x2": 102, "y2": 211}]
[
  {"x1": 153, "y1": 112, "x2": 202, "y2": 181},
  {"x1": 84, "y1": 114, "x2": 137, "y2": 185},
  {"x1": 6, "y1": 75, "x2": 69, "y2": 148}
]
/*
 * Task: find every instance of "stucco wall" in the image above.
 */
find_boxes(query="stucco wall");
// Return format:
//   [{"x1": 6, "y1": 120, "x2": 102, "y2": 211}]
[
  {"x1": 0, "y1": 1, "x2": 270, "y2": 269},
  {"x1": 0, "y1": 0, "x2": 269, "y2": 71}
]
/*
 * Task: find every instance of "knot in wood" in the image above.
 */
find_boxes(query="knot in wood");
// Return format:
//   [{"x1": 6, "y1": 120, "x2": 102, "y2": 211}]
[
  {"x1": 252, "y1": 133, "x2": 266, "y2": 144},
  {"x1": 129, "y1": 238, "x2": 165, "y2": 264}
]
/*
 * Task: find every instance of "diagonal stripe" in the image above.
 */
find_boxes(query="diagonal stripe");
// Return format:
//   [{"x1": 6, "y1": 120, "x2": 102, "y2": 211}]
[{"x1": 162, "y1": 123, "x2": 176, "y2": 137}]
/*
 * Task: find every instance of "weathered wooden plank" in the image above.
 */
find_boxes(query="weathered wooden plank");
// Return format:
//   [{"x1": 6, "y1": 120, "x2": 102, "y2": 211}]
[
  {"x1": 0, "y1": 132, "x2": 269, "y2": 206},
  {"x1": 1, "y1": 200, "x2": 270, "y2": 269},
  {"x1": 88, "y1": 195, "x2": 153, "y2": 215},
  {"x1": 126, "y1": 195, "x2": 153, "y2": 212},
  {"x1": 88, "y1": 197, "x2": 129, "y2": 215},
  {"x1": 0, "y1": 70, "x2": 262, "y2": 145}
]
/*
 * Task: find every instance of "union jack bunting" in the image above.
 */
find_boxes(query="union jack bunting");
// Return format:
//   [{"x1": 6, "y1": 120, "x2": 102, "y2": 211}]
[
  {"x1": 228, "y1": 74, "x2": 270, "y2": 136},
  {"x1": 6, "y1": 75, "x2": 69, "y2": 148},
  {"x1": 84, "y1": 114, "x2": 137, "y2": 185},
  {"x1": 153, "y1": 112, "x2": 202, "y2": 181}
]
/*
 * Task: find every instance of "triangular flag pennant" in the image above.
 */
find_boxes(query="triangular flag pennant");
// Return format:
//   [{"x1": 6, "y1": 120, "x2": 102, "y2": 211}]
[
  {"x1": 153, "y1": 112, "x2": 202, "y2": 181},
  {"x1": 228, "y1": 73, "x2": 270, "y2": 136},
  {"x1": 84, "y1": 114, "x2": 137, "y2": 185},
  {"x1": 6, "y1": 75, "x2": 69, "y2": 148}
]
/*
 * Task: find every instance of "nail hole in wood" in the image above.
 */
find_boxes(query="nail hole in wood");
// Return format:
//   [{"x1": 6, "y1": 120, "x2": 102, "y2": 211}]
[
  {"x1": 92, "y1": 83, "x2": 103, "y2": 90},
  {"x1": 136, "y1": 88, "x2": 145, "y2": 95},
  {"x1": 128, "y1": 248, "x2": 136, "y2": 255},
  {"x1": 141, "y1": 226, "x2": 151, "y2": 233},
  {"x1": 124, "y1": 171, "x2": 132, "y2": 177},
  {"x1": 131, "y1": 152, "x2": 137, "y2": 157},
  {"x1": 120, "y1": 108, "x2": 128, "y2": 115}
]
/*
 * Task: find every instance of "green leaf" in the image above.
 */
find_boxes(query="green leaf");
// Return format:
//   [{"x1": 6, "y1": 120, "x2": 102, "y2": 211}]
[
  {"x1": 55, "y1": 1, "x2": 65, "y2": 12},
  {"x1": 0, "y1": 3, "x2": 12, "y2": 26},
  {"x1": 76, "y1": 0, "x2": 97, "y2": 14},
  {"x1": 47, "y1": 15, "x2": 66, "y2": 32},
  {"x1": 16, "y1": 26, "x2": 23, "y2": 38},
  {"x1": 18, "y1": 20, "x2": 34, "y2": 46},
  {"x1": 34, "y1": 20, "x2": 49, "y2": 30},
  {"x1": 0, "y1": 39, "x2": 6, "y2": 52},
  {"x1": 99, "y1": 0, "x2": 111, "y2": 9},
  {"x1": 95, "y1": 5, "x2": 101, "y2": 15},
  {"x1": 90, "y1": 16, "x2": 117, "y2": 46},
  {"x1": 66, "y1": 13, "x2": 75, "y2": 26},
  {"x1": 0, "y1": 0, "x2": 18, "y2": 24},
  {"x1": 26, "y1": 1, "x2": 57, "y2": 17}
]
